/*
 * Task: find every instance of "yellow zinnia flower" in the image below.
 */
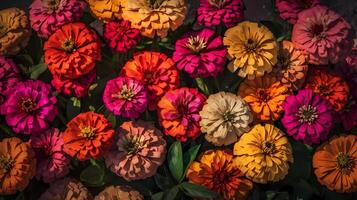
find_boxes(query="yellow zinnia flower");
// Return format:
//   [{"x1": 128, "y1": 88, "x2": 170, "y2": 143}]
[
  {"x1": 122, "y1": 0, "x2": 187, "y2": 38},
  {"x1": 224, "y1": 21, "x2": 278, "y2": 80},
  {"x1": 87, "y1": 0, "x2": 123, "y2": 22},
  {"x1": 233, "y1": 124, "x2": 293, "y2": 183}
]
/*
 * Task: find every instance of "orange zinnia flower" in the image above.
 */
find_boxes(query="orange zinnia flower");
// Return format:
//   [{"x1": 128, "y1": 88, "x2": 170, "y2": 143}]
[
  {"x1": 44, "y1": 22, "x2": 102, "y2": 79},
  {"x1": 121, "y1": 51, "x2": 180, "y2": 110},
  {"x1": 87, "y1": 0, "x2": 123, "y2": 22},
  {"x1": 0, "y1": 137, "x2": 36, "y2": 195},
  {"x1": 305, "y1": 68, "x2": 350, "y2": 112},
  {"x1": 63, "y1": 112, "x2": 115, "y2": 161},
  {"x1": 238, "y1": 75, "x2": 291, "y2": 121},
  {"x1": 186, "y1": 150, "x2": 253, "y2": 200},
  {"x1": 313, "y1": 135, "x2": 357, "y2": 193}
]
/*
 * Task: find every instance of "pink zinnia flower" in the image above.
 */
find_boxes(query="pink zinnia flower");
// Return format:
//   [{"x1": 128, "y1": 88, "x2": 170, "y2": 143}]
[
  {"x1": 0, "y1": 56, "x2": 22, "y2": 103},
  {"x1": 104, "y1": 20, "x2": 140, "y2": 53},
  {"x1": 173, "y1": 28, "x2": 226, "y2": 78},
  {"x1": 51, "y1": 70, "x2": 96, "y2": 98},
  {"x1": 103, "y1": 76, "x2": 147, "y2": 118},
  {"x1": 30, "y1": 128, "x2": 70, "y2": 183},
  {"x1": 29, "y1": 0, "x2": 86, "y2": 39},
  {"x1": 197, "y1": 0, "x2": 244, "y2": 27},
  {"x1": 292, "y1": 5, "x2": 354, "y2": 65},
  {"x1": 275, "y1": 0, "x2": 320, "y2": 24},
  {"x1": 281, "y1": 89, "x2": 335, "y2": 144},
  {"x1": 0, "y1": 80, "x2": 58, "y2": 135}
]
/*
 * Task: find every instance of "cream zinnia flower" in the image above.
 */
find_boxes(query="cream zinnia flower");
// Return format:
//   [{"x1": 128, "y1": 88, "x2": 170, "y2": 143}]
[
  {"x1": 122, "y1": 0, "x2": 187, "y2": 38},
  {"x1": 199, "y1": 92, "x2": 253, "y2": 146}
]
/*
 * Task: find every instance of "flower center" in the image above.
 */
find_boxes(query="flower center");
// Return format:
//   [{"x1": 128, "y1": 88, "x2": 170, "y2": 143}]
[
  {"x1": 262, "y1": 141, "x2": 276, "y2": 154},
  {"x1": 61, "y1": 38, "x2": 76, "y2": 53},
  {"x1": 41, "y1": 0, "x2": 60, "y2": 10},
  {"x1": 123, "y1": 136, "x2": 142, "y2": 154},
  {"x1": 245, "y1": 38, "x2": 258, "y2": 52},
  {"x1": 20, "y1": 98, "x2": 37, "y2": 113},
  {"x1": 277, "y1": 52, "x2": 291, "y2": 69},
  {"x1": 297, "y1": 105, "x2": 318, "y2": 124},
  {"x1": 0, "y1": 156, "x2": 14, "y2": 173},
  {"x1": 148, "y1": 0, "x2": 165, "y2": 9},
  {"x1": 223, "y1": 112, "x2": 235, "y2": 122},
  {"x1": 336, "y1": 152, "x2": 354, "y2": 172},
  {"x1": 186, "y1": 36, "x2": 207, "y2": 53},
  {"x1": 209, "y1": 0, "x2": 226, "y2": 8},
  {"x1": 312, "y1": 24, "x2": 326, "y2": 40},
  {"x1": 318, "y1": 84, "x2": 331, "y2": 96},
  {"x1": 79, "y1": 126, "x2": 96, "y2": 139},
  {"x1": 257, "y1": 89, "x2": 270, "y2": 102}
]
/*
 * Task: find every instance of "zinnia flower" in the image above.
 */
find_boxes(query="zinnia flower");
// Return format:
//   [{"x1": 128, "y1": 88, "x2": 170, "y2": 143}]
[
  {"x1": 292, "y1": 5, "x2": 354, "y2": 65},
  {"x1": 87, "y1": 0, "x2": 123, "y2": 22},
  {"x1": 51, "y1": 70, "x2": 97, "y2": 98},
  {"x1": 105, "y1": 121, "x2": 166, "y2": 181},
  {"x1": 94, "y1": 185, "x2": 143, "y2": 200},
  {"x1": 121, "y1": 51, "x2": 180, "y2": 110},
  {"x1": 157, "y1": 87, "x2": 206, "y2": 142},
  {"x1": 238, "y1": 75, "x2": 291, "y2": 121},
  {"x1": 233, "y1": 124, "x2": 293, "y2": 184},
  {"x1": 104, "y1": 19, "x2": 140, "y2": 53},
  {"x1": 197, "y1": 0, "x2": 244, "y2": 27},
  {"x1": 0, "y1": 56, "x2": 22, "y2": 103},
  {"x1": 103, "y1": 76, "x2": 148, "y2": 118},
  {"x1": 122, "y1": 0, "x2": 187, "y2": 38},
  {"x1": 0, "y1": 8, "x2": 31, "y2": 56},
  {"x1": 29, "y1": 0, "x2": 86, "y2": 39},
  {"x1": 39, "y1": 178, "x2": 93, "y2": 200},
  {"x1": 0, "y1": 80, "x2": 58, "y2": 135},
  {"x1": 199, "y1": 92, "x2": 253, "y2": 146},
  {"x1": 224, "y1": 21, "x2": 278, "y2": 79},
  {"x1": 313, "y1": 135, "x2": 357, "y2": 193},
  {"x1": 305, "y1": 69, "x2": 349, "y2": 112},
  {"x1": 275, "y1": 0, "x2": 320, "y2": 24},
  {"x1": 173, "y1": 28, "x2": 226, "y2": 78},
  {"x1": 0, "y1": 137, "x2": 36, "y2": 195},
  {"x1": 63, "y1": 112, "x2": 115, "y2": 161},
  {"x1": 187, "y1": 150, "x2": 253, "y2": 200},
  {"x1": 281, "y1": 89, "x2": 335, "y2": 144},
  {"x1": 30, "y1": 128, "x2": 70, "y2": 183},
  {"x1": 272, "y1": 40, "x2": 308, "y2": 91},
  {"x1": 44, "y1": 22, "x2": 102, "y2": 79}
]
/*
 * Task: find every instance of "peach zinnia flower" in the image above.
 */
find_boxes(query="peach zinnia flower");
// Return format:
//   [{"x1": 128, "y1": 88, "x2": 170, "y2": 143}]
[
  {"x1": 305, "y1": 69, "x2": 350, "y2": 112},
  {"x1": 224, "y1": 21, "x2": 278, "y2": 79},
  {"x1": 186, "y1": 150, "x2": 253, "y2": 200},
  {"x1": 0, "y1": 8, "x2": 31, "y2": 56},
  {"x1": 238, "y1": 75, "x2": 291, "y2": 121},
  {"x1": 313, "y1": 135, "x2": 357, "y2": 193},
  {"x1": 233, "y1": 124, "x2": 293, "y2": 183},
  {"x1": 87, "y1": 0, "x2": 123, "y2": 21},
  {"x1": 44, "y1": 22, "x2": 102, "y2": 79},
  {"x1": 121, "y1": 51, "x2": 180, "y2": 110},
  {"x1": 122, "y1": 0, "x2": 187, "y2": 38},
  {"x1": 0, "y1": 137, "x2": 36, "y2": 195},
  {"x1": 94, "y1": 185, "x2": 143, "y2": 200},
  {"x1": 63, "y1": 112, "x2": 115, "y2": 161},
  {"x1": 272, "y1": 40, "x2": 308, "y2": 91}
]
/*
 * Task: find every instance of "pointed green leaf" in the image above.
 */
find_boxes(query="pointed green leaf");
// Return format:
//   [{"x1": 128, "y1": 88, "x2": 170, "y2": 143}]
[
  {"x1": 151, "y1": 192, "x2": 164, "y2": 200},
  {"x1": 30, "y1": 63, "x2": 48, "y2": 79},
  {"x1": 195, "y1": 78, "x2": 210, "y2": 95},
  {"x1": 168, "y1": 141, "x2": 183, "y2": 183},
  {"x1": 181, "y1": 145, "x2": 201, "y2": 182},
  {"x1": 80, "y1": 164, "x2": 105, "y2": 187},
  {"x1": 180, "y1": 182, "x2": 218, "y2": 199},
  {"x1": 163, "y1": 186, "x2": 179, "y2": 200}
]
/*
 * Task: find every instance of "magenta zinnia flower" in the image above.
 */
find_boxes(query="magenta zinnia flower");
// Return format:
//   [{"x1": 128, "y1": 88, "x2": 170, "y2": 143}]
[
  {"x1": 104, "y1": 20, "x2": 140, "y2": 53},
  {"x1": 0, "y1": 56, "x2": 22, "y2": 103},
  {"x1": 51, "y1": 70, "x2": 96, "y2": 98},
  {"x1": 197, "y1": 0, "x2": 244, "y2": 27},
  {"x1": 282, "y1": 89, "x2": 335, "y2": 144},
  {"x1": 0, "y1": 80, "x2": 58, "y2": 135},
  {"x1": 103, "y1": 76, "x2": 147, "y2": 118},
  {"x1": 29, "y1": 0, "x2": 86, "y2": 39},
  {"x1": 275, "y1": 0, "x2": 320, "y2": 24},
  {"x1": 30, "y1": 128, "x2": 70, "y2": 183},
  {"x1": 173, "y1": 28, "x2": 226, "y2": 78},
  {"x1": 292, "y1": 5, "x2": 354, "y2": 65}
]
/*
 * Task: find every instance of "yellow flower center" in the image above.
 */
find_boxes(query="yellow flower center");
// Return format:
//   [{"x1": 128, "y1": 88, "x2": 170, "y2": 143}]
[
  {"x1": 336, "y1": 152, "x2": 354, "y2": 173},
  {"x1": 245, "y1": 38, "x2": 258, "y2": 52},
  {"x1": 112, "y1": 84, "x2": 135, "y2": 101},
  {"x1": 61, "y1": 38, "x2": 76, "y2": 53},
  {"x1": 148, "y1": 0, "x2": 165, "y2": 9},
  {"x1": 223, "y1": 112, "x2": 235, "y2": 122},
  {"x1": 209, "y1": 0, "x2": 226, "y2": 8},
  {"x1": 297, "y1": 105, "x2": 318, "y2": 124},
  {"x1": 186, "y1": 36, "x2": 207, "y2": 54},
  {"x1": 79, "y1": 126, "x2": 96, "y2": 139},
  {"x1": 122, "y1": 136, "x2": 143, "y2": 154},
  {"x1": 0, "y1": 156, "x2": 14, "y2": 173},
  {"x1": 262, "y1": 141, "x2": 276, "y2": 154},
  {"x1": 42, "y1": 0, "x2": 60, "y2": 10},
  {"x1": 19, "y1": 98, "x2": 37, "y2": 113}
]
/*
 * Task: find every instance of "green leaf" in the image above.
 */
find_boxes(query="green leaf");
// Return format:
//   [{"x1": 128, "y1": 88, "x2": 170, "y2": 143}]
[
  {"x1": 151, "y1": 192, "x2": 164, "y2": 200},
  {"x1": 80, "y1": 164, "x2": 105, "y2": 187},
  {"x1": 30, "y1": 63, "x2": 48, "y2": 79},
  {"x1": 195, "y1": 78, "x2": 210, "y2": 95},
  {"x1": 154, "y1": 173, "x2": 174, "y2": 190},
  {"x1": 180, "y1": 182, "x2": 218, "y2": 199},
  {"x1": 181, "y1": 145, "x2": 201, "y2": 182},
  {"x1": 163, "y1": 186, "x2": 180, "y2": 200},
  {"x1": 168, "y1": 141, "x2": 184, "y2": 183},
  {"x1": 106, "y1": 113, "x2": 116, "y2": 128}
]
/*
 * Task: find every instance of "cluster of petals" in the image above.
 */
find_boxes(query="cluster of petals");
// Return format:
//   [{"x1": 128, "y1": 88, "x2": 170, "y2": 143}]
[
  {"x1": 94, "y1": 185, "x2": 143, "y2": 200},
  {"x1": 275, "y1": 0, "x2": 320, "y2": 24},
  {"x1": 87, "y1": 0, "x2": 123, "y2": 22},
  {"x1": 0, "y1": 56, "x2": 22, "y2": 103}
]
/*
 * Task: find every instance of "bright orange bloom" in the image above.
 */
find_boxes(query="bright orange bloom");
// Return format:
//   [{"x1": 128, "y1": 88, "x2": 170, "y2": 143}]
[
  {"x1": 238, "y1": 75, "x2": 291, "y2": 121},
  {"x1": 313, "y1": 135, "x2": 357, "y2": 193},
  {"x1": 87, "y1": 0, "x2": 123, "y2": 22},
  {"x1": 63, "y1": 112, "x2": 115, "y2": 161},
  {"x1": 0, "y1": 137, "x2": 36, "y2": 195},
  {"x1": 186, "y1": 150, "x2": 253, "y2": 200},
  {"x1": 121, "y1": 51, "x2": 180, "y2": 110},
  {"x1": 44, "y1": 22, "x2": 102, "y2": 79},
  {"x1": 305, "y1": 69, "x2": 349, "y2": 112}
]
